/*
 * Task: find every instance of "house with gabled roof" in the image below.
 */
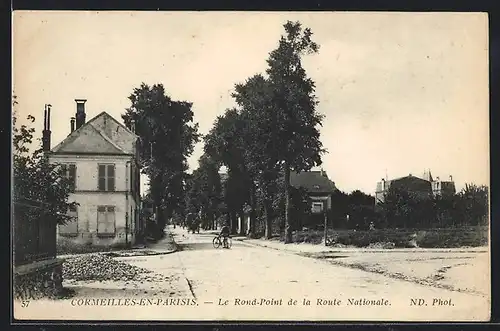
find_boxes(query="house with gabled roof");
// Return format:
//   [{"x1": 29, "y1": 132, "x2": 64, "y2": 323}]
[
  {"x1": 290, "y1": 169, "x2": 337, "y2": 214},
  {"x1": 46, "y1": 99, "x2": 142, "y2": 248}
]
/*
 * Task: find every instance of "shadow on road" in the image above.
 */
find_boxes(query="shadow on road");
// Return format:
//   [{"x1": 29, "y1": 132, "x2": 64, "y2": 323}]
[{"x1": 176, "y1": 242, "x2": 218, "y2": 251}]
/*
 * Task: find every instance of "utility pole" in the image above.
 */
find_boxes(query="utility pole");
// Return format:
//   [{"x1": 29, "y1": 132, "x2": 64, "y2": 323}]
[{"x1": 323, "y1": 201, "x2": 328, "y2": 247}]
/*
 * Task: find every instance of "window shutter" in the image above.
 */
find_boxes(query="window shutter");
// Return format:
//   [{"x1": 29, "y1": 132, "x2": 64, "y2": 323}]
[
  {"x1": 97, "y1": 206, "x2": 107, "y2": 233},
  {"x1": 61, "y1": 164, "x2": 68, "y2": 178},
  {"x1": 107, "y1": 165, "x2": 115, "y2": 191},
  {"x1": 107, "y1": 206, "x2": 115, "y2": 233},
  {"x1": 69, "y1": 164, "x2": 76, "y2": 191},
  {"x1": 98, "y1": 165, "x2": 106, "y2": 191}
]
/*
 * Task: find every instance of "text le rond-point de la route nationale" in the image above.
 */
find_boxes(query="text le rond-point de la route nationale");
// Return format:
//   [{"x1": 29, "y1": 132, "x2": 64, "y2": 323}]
[{"x1": 64, "y1": 297, "x2": 455, "y2": 308}]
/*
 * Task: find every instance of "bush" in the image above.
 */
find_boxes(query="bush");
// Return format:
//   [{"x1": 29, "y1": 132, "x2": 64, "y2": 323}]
[{"x1": 283, "y1": 226, "x2": 488, "y2": 248}]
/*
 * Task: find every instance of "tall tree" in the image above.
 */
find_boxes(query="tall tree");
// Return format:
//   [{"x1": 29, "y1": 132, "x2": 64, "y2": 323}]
[
  {"x1": 233, "y1": 74, "x2": 281, "y2": 238},
  {"x1": 457, "y1": 183, "x2": 489, "y2": 226},
  {"x1": 265, "y1": 21, "x2": 325, "y2": 243},
  {"x1": 204, "y1": 109, "x2": 251, "y2": 235},
  {"x1": 185, "y1": 154, "x2": 223, "y2": 230},
  {"x1": 122, "y1": 83, "x2": 200, "y2": 233}
]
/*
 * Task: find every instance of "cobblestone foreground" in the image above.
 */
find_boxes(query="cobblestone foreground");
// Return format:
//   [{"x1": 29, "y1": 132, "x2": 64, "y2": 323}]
[{"x1": 14, "y1": 227, "x2": 490, "y2": 321}]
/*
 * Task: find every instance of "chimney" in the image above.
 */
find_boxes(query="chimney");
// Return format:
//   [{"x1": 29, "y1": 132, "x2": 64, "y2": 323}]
[
  {"x1": 75, "y1": 99, "x2": 87, "y2": 130},
  {"x1": 42, "y1": 104, "x2": 52, "y2": 152},
  {"x1": 449, "y1": 175, "x2": 453, "y2": 181},
  {"x1": 130, "y1": 119, "x2": 136, "y2": 133},
  {"x1": 70, "y1": 117, "x2": 76, "y2": 132}
]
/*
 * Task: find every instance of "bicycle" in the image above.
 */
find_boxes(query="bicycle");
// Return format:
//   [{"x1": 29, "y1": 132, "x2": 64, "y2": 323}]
[{"x1": 212, "y1": 235, "x2": 232, "y2": 249}]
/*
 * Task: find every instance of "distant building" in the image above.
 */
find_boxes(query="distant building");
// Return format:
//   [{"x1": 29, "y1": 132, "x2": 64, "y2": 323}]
[
  {"x1": 47, "y1": 99, "x2": 143, "y2": 248},
  {"x1": 290, "y1": 169, "x2": 337, "y2": 214},
  {"x1": 220, "y1": 169, "x2": 337, "y2": 234},
  {"x1": 422, "y1": 169, "x2": 457, "y2": 198},
  {"x1": 375, "y1": 169, "x2": 456, "y2": 205}
]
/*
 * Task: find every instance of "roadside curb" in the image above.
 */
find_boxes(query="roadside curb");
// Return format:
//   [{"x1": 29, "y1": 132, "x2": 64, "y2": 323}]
[{"x1": 234, "y1": 238, "x2": 488, "y2": 254}]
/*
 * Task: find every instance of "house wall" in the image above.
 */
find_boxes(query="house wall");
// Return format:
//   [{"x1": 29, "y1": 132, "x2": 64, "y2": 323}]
[
  {"x1": 50, "y1": 154, "x2": 132, "y2": 192},
  {"x1": 50, "y1": 154, "x2": 140, "y2": 247},
  {"x1": 57, "y1": 193, "x2": 134, "y2": 246}
]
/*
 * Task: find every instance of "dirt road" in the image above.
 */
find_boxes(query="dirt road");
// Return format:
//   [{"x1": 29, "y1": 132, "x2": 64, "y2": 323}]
[{"x1": 14, "y1": 228, "x2": 490, "y2": 321}]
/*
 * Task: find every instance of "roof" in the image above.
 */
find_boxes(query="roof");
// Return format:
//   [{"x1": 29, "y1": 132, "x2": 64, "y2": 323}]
[
  {"x1": 290, "y1": 171, "x2": 336, "y2": 194},
  {"x1": 50, "y1": 111, "x2": 138, "y2": 155}
]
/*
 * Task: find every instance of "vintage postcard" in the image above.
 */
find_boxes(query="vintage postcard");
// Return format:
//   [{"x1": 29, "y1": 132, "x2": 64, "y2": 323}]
[{"x1": 12, "y1": 11, "x2": 490, "y2": 322}]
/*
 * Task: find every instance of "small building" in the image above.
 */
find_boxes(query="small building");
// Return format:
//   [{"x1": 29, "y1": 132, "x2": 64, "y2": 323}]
[
  {"x1": 47, "y1": 99, "x2": 143, "y2": 248},
  {"x1": 290, "y1": 169, "x2": 337, "y2": 214}
]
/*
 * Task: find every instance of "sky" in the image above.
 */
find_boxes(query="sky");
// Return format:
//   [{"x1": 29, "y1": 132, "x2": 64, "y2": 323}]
[{"x1": 13, "y1": 11, "x2": 489, "y2": 195}]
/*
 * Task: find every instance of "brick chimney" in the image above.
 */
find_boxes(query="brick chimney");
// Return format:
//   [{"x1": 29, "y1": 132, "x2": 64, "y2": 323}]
[
  {"x1": 75, "y1": 99, "x2": 87, "y2": 130},
  {"x1": 42, "y1": 104, "x2": 52, "y2": 152},
  {"x1": 70, "y1": 117, "x2": 76, "y2": 133}
]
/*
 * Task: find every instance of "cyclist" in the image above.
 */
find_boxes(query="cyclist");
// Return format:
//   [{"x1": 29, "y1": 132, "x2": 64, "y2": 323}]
[{"x1": 219, "y1": 222, "x2": 231, "y2": 248}]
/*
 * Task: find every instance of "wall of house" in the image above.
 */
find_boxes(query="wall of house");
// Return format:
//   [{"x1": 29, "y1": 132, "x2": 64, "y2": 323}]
[
  {"x1": 51, "y1": 154, "x2": 139, "y2": 247},
  {"x1": 50, "y1": 154, "x2": 131, "y2": 192},
  {"x1": 56, "y1": 193, "x2": 138, "y2": 246}
]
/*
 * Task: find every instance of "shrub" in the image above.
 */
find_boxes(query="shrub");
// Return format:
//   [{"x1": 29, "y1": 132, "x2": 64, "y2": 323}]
[{"x1": 284, "y1": 226, "x2": 488, "y2": 248}]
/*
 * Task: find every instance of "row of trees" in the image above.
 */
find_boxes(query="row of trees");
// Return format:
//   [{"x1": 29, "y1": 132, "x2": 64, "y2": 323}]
[
  {"x1": 327, "y1": 184, "x2": 489, "y2": 231},
  {"x1": 183, "y1": 21, "x2": 325, "y2": 242},
  {"x1": 374, "y1": 184, "x2": 489, "y2": 229}
]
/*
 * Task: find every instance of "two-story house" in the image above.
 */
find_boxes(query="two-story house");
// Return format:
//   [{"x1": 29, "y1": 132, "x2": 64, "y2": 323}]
[{"x1": 46, "y1": 99, "x2": 142, "y2": 248}]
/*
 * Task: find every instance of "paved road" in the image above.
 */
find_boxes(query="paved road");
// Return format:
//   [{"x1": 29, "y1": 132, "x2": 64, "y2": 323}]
[{"x1": 15, "y1": 228, "x2": 490, "y2": 321}]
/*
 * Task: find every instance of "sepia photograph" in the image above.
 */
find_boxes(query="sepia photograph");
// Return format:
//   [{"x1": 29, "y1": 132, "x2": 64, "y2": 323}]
[{"x1": 12, "y1": 11, "x2": 490, "y2": 322}]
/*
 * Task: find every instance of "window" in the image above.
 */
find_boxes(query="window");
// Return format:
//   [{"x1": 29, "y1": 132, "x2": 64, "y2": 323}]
[
  {"x1": 59, "y1": 205, "x2": 78, "y2": 236},
  {"x1": 98, "y1": 164, "x2": 115, "y2": 191},
  {"x1": 97, "y1": 206, "x2": 116, "y2": 235},
  {"x1": 61, "y1": 164, "x2": 76, "y2": 191},
  {"x1": 311, "y1": 202, "x2": 323, "y2": 213}
]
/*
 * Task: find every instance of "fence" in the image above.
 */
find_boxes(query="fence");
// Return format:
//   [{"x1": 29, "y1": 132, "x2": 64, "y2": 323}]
[{"x1": 13, "y1": 198, "x2": 57, "y2": 266}]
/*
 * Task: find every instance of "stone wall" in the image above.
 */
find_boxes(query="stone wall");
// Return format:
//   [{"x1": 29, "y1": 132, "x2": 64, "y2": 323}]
[{"x1": 14, "y1": 258, "x2": 64, "y2": 300}]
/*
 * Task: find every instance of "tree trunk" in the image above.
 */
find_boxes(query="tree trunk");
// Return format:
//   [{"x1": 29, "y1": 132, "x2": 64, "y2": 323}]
[
  {"x1": 238, "y1": 208, "x2": 245, "y2": 236},
  {"x1": 230, "y1": 211, "x2": 237, "y2": 235},
  {"x1": 284, "y1": 162, "x2": 292, "y2": 243},
  {"x1": 209, "y1": 212, "x2": 214, "y2": 230},
  {"x1": 264, "y1": 199, "x2": 272, "y2": 239},
  {"x1": 248, "y1": 183, "x2": 257, "y2": 238}
]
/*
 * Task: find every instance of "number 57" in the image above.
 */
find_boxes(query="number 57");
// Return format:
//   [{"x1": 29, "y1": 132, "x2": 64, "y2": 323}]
[{"x1": 21, "y1": 300, "x2": 30, "y2": 307}]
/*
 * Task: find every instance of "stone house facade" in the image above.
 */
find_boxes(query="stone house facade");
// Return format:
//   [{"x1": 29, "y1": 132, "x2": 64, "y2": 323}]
[{"x1": 49, "y1": 99, "x2": 143, "y2": 248}]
